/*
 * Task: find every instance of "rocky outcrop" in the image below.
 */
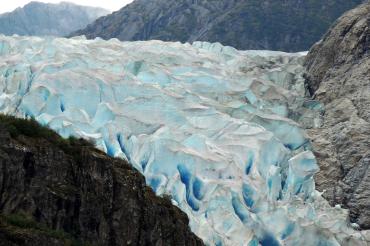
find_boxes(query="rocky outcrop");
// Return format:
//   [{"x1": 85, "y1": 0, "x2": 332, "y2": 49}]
[
  {"x1": 0, "y1": 1, "x2": 109, "y2": 36},
  {"x1": 70, "y1": 0, "x2": 363, "y2": 52},
  {"x1": 0, "y1": 116, "x2": 204, "y2": 245},
  {"x1": 304, "y1": 2, "x2": 370, "y2": 229}
]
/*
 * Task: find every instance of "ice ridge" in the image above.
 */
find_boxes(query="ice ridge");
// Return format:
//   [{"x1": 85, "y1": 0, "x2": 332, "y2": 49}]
[{"x1": 0, "y1": 35, "x2": 369, "y2": 245}]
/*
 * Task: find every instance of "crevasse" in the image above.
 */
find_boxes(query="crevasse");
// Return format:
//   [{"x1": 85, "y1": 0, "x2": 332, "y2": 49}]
[{"x1": 0, "y1": 35, "x2": 368, "y2": 245}]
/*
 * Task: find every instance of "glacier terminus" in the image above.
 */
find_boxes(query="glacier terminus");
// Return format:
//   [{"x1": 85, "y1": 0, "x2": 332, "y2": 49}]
[{"x1": 0, "y1": 35, "x2": 369, "y2": 245}]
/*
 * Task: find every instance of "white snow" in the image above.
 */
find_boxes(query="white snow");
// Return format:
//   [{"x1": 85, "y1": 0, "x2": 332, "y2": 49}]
[{"x1": 0, "y1": 35, "x2": 369, "y2": 245}]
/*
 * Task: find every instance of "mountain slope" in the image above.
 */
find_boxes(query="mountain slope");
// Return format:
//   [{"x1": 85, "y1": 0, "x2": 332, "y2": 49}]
[
  {"x1": 0, "y1": 115, "x2": 204, "y2": 246},
  {"x1": 71, "y1": 0, "x2": 363, "y2": 52},
  {"x1": 305, "y1": 2, "x2": 370, "y2": 229},
  {"x1": 0, "y1": 1, "x2": 109, "y2": 36}
]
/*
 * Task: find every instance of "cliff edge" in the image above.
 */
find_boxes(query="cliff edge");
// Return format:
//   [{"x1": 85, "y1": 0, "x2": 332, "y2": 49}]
[
  {"x1": 0, "y1": 115, "x2": 203, "y2": 245},
  {"x1": 304, "y1": 2, "x2": 370, "y2": 229}
]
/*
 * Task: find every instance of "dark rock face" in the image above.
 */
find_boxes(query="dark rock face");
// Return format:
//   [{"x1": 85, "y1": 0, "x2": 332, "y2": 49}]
[
  {"x1": 71, "y1": 0, "x2": 363, "y2": 52},
  {"x1": 0, "y1": 217, "x2": 66, "y2": 246},
  {"x1": 0, "y1": 1, "x2": 109, "y2": 36},
  {"x1": 0, "y1": 119, "x2": 203, "y2": 245},
  {"x1": 304, "y1": 2, "x2": 370, "y2": 229}
]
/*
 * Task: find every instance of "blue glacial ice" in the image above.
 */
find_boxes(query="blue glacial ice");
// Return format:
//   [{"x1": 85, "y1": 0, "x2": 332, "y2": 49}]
[{"x1": 0, "y1": 35, "x2": 369, "y2": 245}]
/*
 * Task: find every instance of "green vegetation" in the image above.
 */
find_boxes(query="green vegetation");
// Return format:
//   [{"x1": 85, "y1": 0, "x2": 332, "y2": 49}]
[
  {"x1": 0, "y1": 116, "x2": 95, "y2": 243},
  {"x1": 0, "y1": 213, "x2": 87, "y2": 246},
  {"x1": 0, "y1": 114, "x2": 95, "y2": 162}
]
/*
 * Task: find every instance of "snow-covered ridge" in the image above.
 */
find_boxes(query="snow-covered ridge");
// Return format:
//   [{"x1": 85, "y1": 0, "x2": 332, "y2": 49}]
[{"x1": 0, "y1": 35, "x2": 368, "y2": 245}]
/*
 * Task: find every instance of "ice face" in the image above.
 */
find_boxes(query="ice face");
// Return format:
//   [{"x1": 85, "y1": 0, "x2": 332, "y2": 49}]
[{"x1": 0, "y1": 35, "x2": 368, "y2": 245}]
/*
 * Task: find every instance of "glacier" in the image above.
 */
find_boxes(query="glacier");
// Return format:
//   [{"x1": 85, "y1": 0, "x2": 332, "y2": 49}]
[{"x1": 0, "y1": 35, "x2": 369, "y2": 245}]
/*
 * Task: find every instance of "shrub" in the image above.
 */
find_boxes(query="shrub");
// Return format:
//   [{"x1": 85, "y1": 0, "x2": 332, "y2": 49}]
[{"x1": 0, "y1": 114, "x2": 95, "y2": 162}]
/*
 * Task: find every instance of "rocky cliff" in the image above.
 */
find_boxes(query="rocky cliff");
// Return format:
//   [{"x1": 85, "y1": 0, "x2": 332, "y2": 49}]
[
  {"x1": 71, "y1": 0, "x2": 363, "y2": 52},
  {"x1": 0, "y1": 1, "x2": 109, "y2": 36},
  {"x1": 305, "y1": 2, "x2": 370, "y2": 229},
  {"x1": 0, "y1": 115, "x2": 204, "y2": 246}
]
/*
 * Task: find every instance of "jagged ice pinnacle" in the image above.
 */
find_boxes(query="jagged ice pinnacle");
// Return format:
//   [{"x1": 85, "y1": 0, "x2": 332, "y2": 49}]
[{"x1": 0, "y1": 35, "x2": 369, "y2": 245}]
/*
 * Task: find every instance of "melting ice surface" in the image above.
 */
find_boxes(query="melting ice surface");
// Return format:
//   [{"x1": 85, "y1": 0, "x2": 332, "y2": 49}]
[{"x1": 0, "y1": 35, "x2": 369, "y2": 245}]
